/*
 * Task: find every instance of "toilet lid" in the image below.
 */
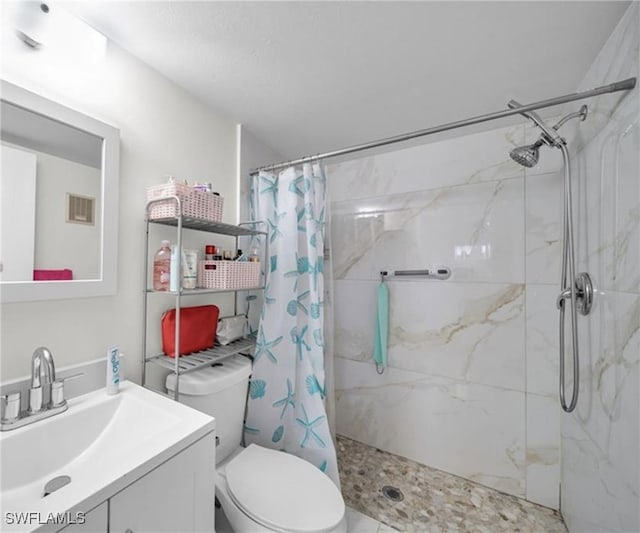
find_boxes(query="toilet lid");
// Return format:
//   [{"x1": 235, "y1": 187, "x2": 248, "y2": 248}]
[{"x1": 225, "y1": 444, "x2": 344, "y2": 533}]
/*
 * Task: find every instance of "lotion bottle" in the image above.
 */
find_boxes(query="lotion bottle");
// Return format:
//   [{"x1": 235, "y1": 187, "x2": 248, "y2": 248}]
[{"x1": 106, "y1": 346, "x2": 120, "y2": 395}]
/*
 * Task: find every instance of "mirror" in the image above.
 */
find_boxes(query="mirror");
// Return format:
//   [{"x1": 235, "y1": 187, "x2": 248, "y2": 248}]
[{"x1": 0, "y1": 80, "x2": 119, "y2": 302}]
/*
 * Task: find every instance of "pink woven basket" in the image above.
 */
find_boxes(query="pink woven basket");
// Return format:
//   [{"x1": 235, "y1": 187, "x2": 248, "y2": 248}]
[
  {"x1": 197, "y1": 261, "x2": 261, "y2": 290},
  {"x1": 147, "y1": 183, "x2": 223, "y2": 222}
]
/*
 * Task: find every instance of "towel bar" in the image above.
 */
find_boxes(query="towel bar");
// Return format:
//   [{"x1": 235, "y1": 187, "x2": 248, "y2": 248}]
[{"x1": 380, "y1": 268, "x2": 451, "y2": 281}]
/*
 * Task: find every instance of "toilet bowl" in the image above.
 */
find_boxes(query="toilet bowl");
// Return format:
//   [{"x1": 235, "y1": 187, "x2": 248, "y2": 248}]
[
  {"x1": 166, "y1": 355, "x2": 347, "y2": 533},
  {"x1": 216, "y1": 445, "x2": 347, "y2": 533}
]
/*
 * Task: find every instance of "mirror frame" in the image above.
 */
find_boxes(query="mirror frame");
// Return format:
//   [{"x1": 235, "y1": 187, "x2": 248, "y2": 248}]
[{"x1": 0, "y1": 80, "x2": 120, "y2": 302}]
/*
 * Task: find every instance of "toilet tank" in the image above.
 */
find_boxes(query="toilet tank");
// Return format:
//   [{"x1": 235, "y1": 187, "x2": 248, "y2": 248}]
[{"x1": 166, "y1": 354, "x2": 252, "y2": 464}]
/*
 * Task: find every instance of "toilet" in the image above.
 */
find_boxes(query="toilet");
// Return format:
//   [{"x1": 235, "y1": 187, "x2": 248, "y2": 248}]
[{"x1": 166, "y1": 355, "x2": 347, "y2": 533}]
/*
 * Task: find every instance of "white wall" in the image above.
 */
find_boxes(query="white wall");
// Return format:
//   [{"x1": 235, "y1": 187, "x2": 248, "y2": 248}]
[
  {"x1": 237, "y1": 124, "x2": 284, "y2": 222},
  {"x1": 1, "y1": 29, "x2": 238, "y2": 383}
]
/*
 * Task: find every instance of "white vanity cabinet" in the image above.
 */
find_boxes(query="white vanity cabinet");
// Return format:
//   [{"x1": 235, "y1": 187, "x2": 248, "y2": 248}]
[
  {"x1": 110, "y1": 433, "x2": 215, "y2": 533},
  {"x1": 56, "y1": 503, "x2": 107, "y2": 533},
  {"x1": 56, "y1": 434, "x2": 215, "y2": 533}
]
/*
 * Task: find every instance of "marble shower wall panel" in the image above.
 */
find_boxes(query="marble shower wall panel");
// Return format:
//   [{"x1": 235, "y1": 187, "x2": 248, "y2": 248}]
[
  {"x1": 565, "y1": 1, "x2": 640, "y2": 157},
  {"x1": 526, "y1": 284, "x2": 560, "y2": 399},
  {"x1": 325, "y1": 124, "x2": 525, "y2": 203},
  {"x1": 560, "y1": 4, "x2": 639, "y2": 532},
  {"x1": 335, "y1": 357, "x2": 526, "y2": 498},
  {"x1": 562, "y1": 409, "x2": 638, "y2": 533},
  {"x1": 387, "y1": 280, "x2": 524, "y2": 391},
  {"x1": 333, "y1": 280, "x2": 376, "y2": 363},
  {"x1": 334, "y1": 279, "x2": 525, "y2": 390},
  {"x1": 525, "y1": 393, "x2": 560, "y2": 509},
  {"x1": 525, "y1": 172, "x2": 563, "y2": 284},
  {"x1": 561, "y1": 308, "x2": 639, "y2": 533},
  {"x1": 574, "y1": 95, "x2": 639, "y2": 295},
  {"x1": 331, "y1": 178, "x2": 525, "y2": 283}
]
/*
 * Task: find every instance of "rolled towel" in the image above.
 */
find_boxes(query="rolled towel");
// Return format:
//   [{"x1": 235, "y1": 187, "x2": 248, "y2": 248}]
[{"x1": 373, "y1": 280, "x2": 389, "y2": 373}]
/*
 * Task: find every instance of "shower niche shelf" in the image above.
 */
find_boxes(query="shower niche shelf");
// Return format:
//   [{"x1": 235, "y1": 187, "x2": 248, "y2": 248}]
[{"x1": 142, "y1": 196, "x2": 267, "y2": 400}]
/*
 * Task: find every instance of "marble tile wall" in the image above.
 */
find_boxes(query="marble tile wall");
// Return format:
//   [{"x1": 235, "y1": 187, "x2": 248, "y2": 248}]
[
  {"x1": 558, "y1": 4, "x2": 639, "y2": 532},
  {"x1": 326, "y1": 119, "x2": 563, "y2": 507}
]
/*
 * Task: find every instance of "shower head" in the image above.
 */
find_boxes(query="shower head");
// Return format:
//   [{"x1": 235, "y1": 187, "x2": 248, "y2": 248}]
[
  {"x1": 509, "y1": 139, "x2": 544, "y2": 168},
  {"x1": 507, "y1": 103, "x2": 589, "y2": 168}
]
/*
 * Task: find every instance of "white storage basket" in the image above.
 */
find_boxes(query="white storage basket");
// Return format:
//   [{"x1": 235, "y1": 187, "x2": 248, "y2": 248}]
[
  {"x1": 197, "y1": 261, "x2": 261, "y2": 290},
  {"x1": 147, "y1": 183, "x2": 223, "y2": 222}
]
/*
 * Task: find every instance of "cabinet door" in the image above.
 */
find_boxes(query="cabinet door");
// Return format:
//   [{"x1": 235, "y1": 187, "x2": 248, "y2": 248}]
[
  {"x1": 56, "y1": 502, "x2": 107, "y2": 533},
  {"x1": 109, "y1": 434, "x2": 215, "y2": 533}
]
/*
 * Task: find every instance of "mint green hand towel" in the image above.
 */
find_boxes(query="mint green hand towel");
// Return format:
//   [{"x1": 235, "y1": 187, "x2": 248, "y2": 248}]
[{"x1": 373, "y1": 280, "x2": 389, "y2": 373}]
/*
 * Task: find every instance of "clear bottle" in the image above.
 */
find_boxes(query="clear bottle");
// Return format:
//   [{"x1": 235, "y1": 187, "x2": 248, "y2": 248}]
[
  {"x1": 248, "y1": 244, "x2": 260, "y2": 262},
  {"x1": 153, "y1": 240, "x2": 172, "y2": 291}
]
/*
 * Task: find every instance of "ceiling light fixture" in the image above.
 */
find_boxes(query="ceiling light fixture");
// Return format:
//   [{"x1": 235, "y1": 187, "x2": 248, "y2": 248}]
[{"x1": 14, "y1": 2, "x2": 50, "y2": 49}]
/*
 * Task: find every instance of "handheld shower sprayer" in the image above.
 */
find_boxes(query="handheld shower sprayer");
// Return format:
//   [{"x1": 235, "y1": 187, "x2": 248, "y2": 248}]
[{"x1": 507, "y1": 98, "x2": 593, "y2": 414}]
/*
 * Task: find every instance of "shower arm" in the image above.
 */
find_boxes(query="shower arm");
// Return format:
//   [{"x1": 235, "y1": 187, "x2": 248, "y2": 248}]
[{"x1": 553, "y1": 105, "x2": 588, "y2": 131}]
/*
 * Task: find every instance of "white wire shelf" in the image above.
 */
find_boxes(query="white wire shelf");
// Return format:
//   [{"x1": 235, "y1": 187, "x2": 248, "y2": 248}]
[
  {"x1": 145, "y1": 286, "x2": 264, "y2": 295},
  {"x1": 145, "y1": 337, "x2": 255, "y2": 375},
  {"x1": 148, "y1": 216, "x2": 267, "y2": 236}
]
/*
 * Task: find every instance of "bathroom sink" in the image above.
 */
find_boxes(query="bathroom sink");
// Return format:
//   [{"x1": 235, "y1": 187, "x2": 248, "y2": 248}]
[{"x1": 0, "y1": 381, "x2": 215, "y2": 532}]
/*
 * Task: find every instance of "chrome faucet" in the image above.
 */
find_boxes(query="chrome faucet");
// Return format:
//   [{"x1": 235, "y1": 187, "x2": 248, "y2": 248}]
[
  {"x1": 29, "y1": 346, "x2": 57, "y2": 413},
  {"x1": 1, "y1": 347, "x2": 80, "y2": 431}
]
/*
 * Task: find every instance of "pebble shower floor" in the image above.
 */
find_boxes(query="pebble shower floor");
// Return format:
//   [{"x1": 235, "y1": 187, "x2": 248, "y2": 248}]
[{"x1": 336, "y1": 435, "x2": 567, "y2": 532}]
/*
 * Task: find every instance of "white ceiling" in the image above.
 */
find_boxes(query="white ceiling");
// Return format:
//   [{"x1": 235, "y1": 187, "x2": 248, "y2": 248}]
[{"x1": 65, "y1": 1, "x2": 630, "y2": 161}]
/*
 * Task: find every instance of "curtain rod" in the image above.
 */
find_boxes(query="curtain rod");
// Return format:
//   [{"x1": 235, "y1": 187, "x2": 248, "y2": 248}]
[{"x1": 249, "y1": 77, "x2": 636, "y2": 176}]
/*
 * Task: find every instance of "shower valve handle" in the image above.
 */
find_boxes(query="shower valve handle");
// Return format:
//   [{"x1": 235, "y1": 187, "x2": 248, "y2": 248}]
[{"x1": 556, "y1": 272, "x2": 593, "y2": 315}]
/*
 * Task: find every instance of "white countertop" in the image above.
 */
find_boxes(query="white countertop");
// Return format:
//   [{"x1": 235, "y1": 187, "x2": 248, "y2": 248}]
[{"x1": 0, "y1": 381, "x2": 215, "y2": 533}]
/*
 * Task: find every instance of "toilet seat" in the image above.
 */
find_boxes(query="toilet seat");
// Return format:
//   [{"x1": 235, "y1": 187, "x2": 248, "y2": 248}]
[{"x1": 225, "y1": 444, "x2": 345, "y2": 533}]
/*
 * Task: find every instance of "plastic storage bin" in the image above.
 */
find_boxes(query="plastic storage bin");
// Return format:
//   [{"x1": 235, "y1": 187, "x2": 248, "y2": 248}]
[
  {"x1": 147, "y1": 183, "x2": 223, "y2": 222},
  {"x1": 197, "y1": 261, "x2": 261, "y2": 290}
]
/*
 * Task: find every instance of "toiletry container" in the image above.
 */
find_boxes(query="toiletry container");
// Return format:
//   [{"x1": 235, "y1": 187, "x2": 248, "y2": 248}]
[
  {"x1": 182, "y1": 249, "x2": 198, "y2": 289},
  {"x1": 248, "y1": 245, "x2": 260, "y2": 262},
  {"x1": 106, "y1": 346, "x2": 120, "y2": 395},
  {"x1": 153, "y1": 240, "x2": 172, "y2": 291},
  {"x1": 166, "y1": 355, "x2": 346, "y2": 533}
]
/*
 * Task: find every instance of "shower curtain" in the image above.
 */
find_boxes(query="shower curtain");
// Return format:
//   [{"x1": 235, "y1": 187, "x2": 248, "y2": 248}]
[{"x1": 244, "y1": 162, "x2": 340, "y2": 486}]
